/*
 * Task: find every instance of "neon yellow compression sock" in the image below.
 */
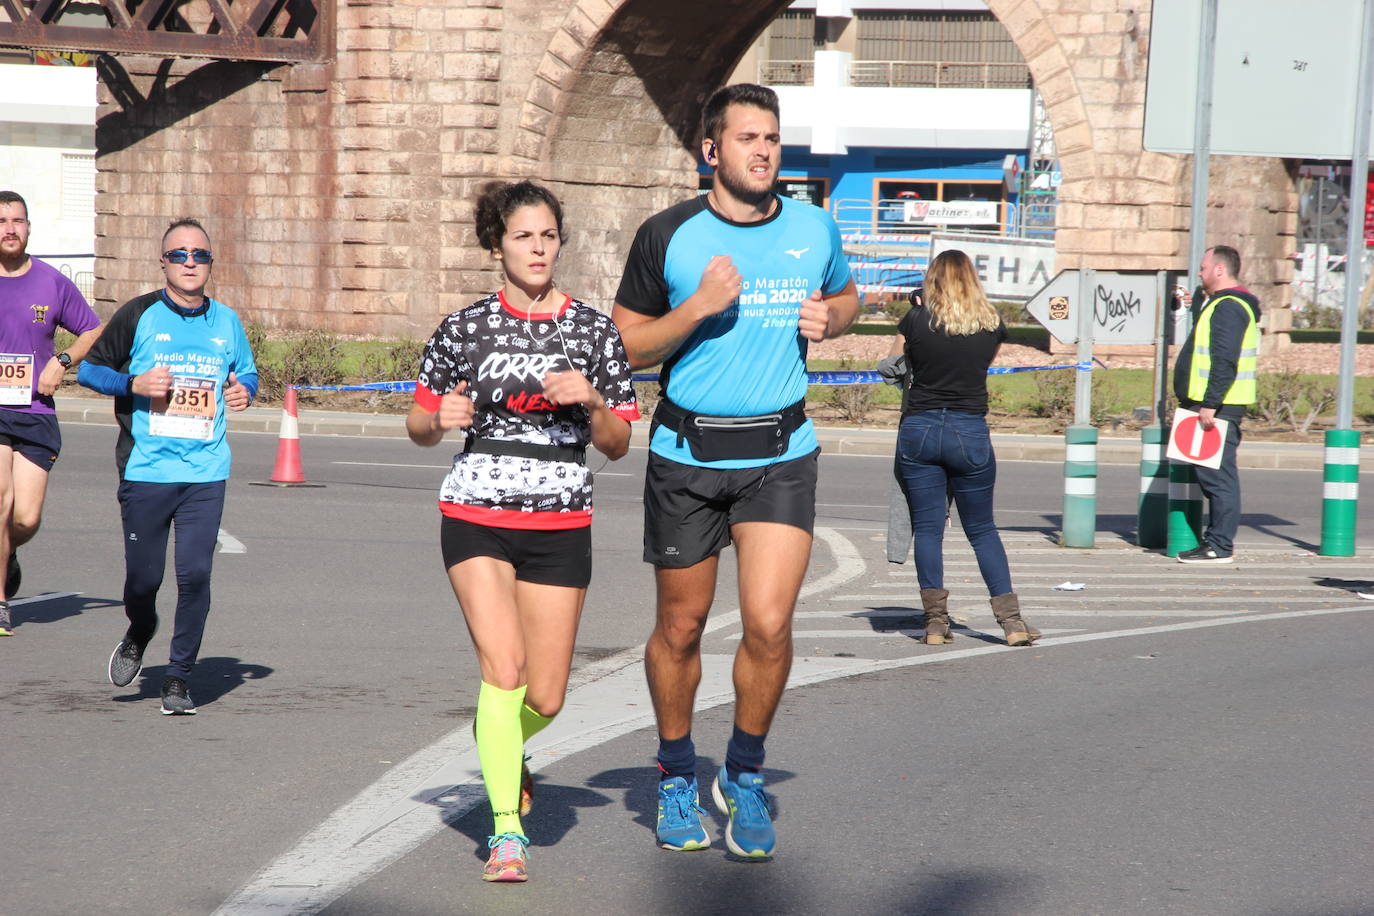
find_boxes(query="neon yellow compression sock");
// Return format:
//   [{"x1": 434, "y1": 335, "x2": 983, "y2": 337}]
[
  {"x1": 476, "y1": 681, "x2": 526, "y2": 836},
  {"x1": 520, "y1": 702, "x2": 554, "y2": 742}
]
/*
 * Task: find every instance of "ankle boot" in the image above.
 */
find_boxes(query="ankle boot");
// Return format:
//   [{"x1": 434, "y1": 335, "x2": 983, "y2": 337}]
[
  {"x1": 990, "y1": 592, "x2": 1035, "y2": 646},
  {"x1": 920, "y1": 588, "x2": 952, "y2": 645}
]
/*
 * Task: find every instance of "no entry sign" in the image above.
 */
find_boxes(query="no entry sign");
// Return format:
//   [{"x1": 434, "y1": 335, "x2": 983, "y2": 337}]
[{"x1": 1167, "y1": 408, "x2": 1230, "y2": 469}]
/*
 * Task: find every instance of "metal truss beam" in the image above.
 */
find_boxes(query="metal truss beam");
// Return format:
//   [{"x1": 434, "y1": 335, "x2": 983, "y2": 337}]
[{"x1": 0, "y1": 0, "x2": 331, "y2": 63}]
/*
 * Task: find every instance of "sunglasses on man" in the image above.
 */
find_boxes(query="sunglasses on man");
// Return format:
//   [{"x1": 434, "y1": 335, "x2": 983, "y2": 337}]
[{"x1": 163, "y1": 248, "x2": 213, "y2": 265}]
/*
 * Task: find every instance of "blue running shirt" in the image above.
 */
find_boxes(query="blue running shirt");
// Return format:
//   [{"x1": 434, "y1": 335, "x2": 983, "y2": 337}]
[
  {"x1": 78, "y1": 291, "x2": 257, "y2": 483},
  {"x1": 616, "y1": 195, "x2": 850, "y2": 468}
]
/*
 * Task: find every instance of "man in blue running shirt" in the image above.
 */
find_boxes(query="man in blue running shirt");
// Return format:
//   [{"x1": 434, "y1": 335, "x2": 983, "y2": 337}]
[
  {"x1": 79, "y1": 218, "x2": 257, "y2": 716},
  {"x1": 613, "y1": 83, "x2": 859, "y2": 858}
]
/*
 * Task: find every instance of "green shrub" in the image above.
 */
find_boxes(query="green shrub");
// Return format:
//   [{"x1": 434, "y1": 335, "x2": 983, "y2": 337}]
[
  {"x1": 1254, "y1": 369, "x2": 1338, "y2": 433},
  {"x1": 880, "y1": 298, "x2": 912, "y2": 322},
  {"x1": 992, "y1": 299, "x2": 1030, "y2": 327},
  {"x1": 255, "y1": 330, "x2": 344, "y2": 403},
  {"x1": 359, "y1": 338, "x2": 425, "y2": 384}
]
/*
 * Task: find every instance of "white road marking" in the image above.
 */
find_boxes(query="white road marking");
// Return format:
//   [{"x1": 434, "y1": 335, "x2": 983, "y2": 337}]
[
  {"x1": 886, "y1": 569, "x2": 1366, "y2": 579},
  {"x1": 216, "y1": 529, "x2": 246, "y2": 554},
  {"x1": 736, "y1": 627, "x2": 1083, "y2": 640},
  {"x1": 6, "y1": 591, "x2": 79, "y2": 606},
  {"x1": 215, "y1": 602, "x2": 1374, "y2": 916},
  {"x1": 832, "y1": 593, "x2": 1350, "y2": 605}
]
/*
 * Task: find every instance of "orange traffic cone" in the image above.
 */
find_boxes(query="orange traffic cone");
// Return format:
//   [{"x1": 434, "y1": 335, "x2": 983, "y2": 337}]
[{"x1": 251, "y1": 387, "x2": 325, "y2": 488}]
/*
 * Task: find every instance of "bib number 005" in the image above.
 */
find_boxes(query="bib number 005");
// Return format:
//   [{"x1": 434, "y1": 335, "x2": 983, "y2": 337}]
[{"x1": 0, "y1": 354, "x2": 33, "y2": 407}]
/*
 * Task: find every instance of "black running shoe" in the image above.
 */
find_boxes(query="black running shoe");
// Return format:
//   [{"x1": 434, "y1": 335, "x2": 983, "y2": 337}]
[
  {"x1": 5, "y1": 550, "x2": 19, "y2": 599},
  {"x1": 108, "y1": 637, "x2": 146, "y2": 687},
  {"x1": 1176, "y1": 545, "x2": 1233, "y2": 564},
  {"x1": 160, "y1": 676, "x2": 196, "y2": 715},
  {"x1": 0, "y1": 602, "x2": 12, "y2": 636}
]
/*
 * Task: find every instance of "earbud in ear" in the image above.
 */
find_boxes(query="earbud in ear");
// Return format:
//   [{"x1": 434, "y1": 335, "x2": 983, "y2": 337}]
[{"x1": 707, "y1": 142, "x2": 717, "y2": 161}]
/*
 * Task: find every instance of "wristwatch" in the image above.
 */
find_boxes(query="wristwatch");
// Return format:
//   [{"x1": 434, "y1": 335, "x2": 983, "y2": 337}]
[{"x1": 56, "y1": 352, "x2": 72, "y2": 369}]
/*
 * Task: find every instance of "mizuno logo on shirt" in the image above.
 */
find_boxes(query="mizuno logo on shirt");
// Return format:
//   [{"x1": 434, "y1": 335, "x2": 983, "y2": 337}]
[
  {"x1": 155, "y1": 333, "x2": 172, "y2": 342},
  {"x1": 785, "y1": 248, "x2": 809, "y2": 259},
  {"x1": 210, "y1": 337, "x2": 227, "y2": 346}
]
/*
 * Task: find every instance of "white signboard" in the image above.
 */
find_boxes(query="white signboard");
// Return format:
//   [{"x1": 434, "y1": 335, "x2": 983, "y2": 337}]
[
  {"x1": 902, "y1": 200, "x2": 999, "y2": 226},
  {"x1": 1144, "y1": 0, "x2": 1373, "y2": 158},
  {"x1": 929, "y1": 233, "x2": 1054, "y2": 302},
  {"x1": 1167, "y1": 408, "x2": 1230, "y2": 469},
  {"x1": 1026, "y1": 269, "x2": 1160, "y2": 346}
]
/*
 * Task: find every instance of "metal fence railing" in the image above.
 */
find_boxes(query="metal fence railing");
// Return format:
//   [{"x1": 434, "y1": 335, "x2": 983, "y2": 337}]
[
  {"x1": 759, "y1": 59, "x2": 814, "y2": 86},
  {"x1": 34, "y1": 254, "x2": 95, "y2": 302},
  {"x1": 759, "y1": 58, "x2": 1030, "y2": 89},
  {"x1": 849, "y1": 60, "x2": 1030, "y2": 89}
]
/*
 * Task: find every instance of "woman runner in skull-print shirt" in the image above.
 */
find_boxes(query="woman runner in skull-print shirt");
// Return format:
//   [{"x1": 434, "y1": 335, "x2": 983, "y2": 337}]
[{"x1": 406, "y1": 181, "x2": 638, "y2": 884}]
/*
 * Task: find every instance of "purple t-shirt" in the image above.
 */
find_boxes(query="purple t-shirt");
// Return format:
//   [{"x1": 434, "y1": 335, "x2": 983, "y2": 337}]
[{"x1": 0, "y1": 258, "x2": 101, "y2": 414}]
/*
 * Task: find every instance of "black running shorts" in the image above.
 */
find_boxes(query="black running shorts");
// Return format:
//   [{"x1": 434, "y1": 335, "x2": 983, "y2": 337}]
[
  {"x1": 440, "y1": 516, "x2": 592, "y2": 588},
  {"x1": 0, "y1": 410, "x2": 61, "y2": 471},
  {"x1": 641, "y1": 449, "x2": 819, "y2": 568}
]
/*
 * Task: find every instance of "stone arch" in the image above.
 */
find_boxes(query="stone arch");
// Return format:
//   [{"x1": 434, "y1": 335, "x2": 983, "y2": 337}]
[
  {"x1": 511, "y1": 0, "x2": 1292, "y2": 317},
  {"x1": 506, "y1": 0, "x2": 1160, "y2": 310},
  {"x1": 87, "y1": 0, "x2": 1295, "y2": 338},
  {"x1": 505, "y1": 0, "x2": 794, "y2": 308}
]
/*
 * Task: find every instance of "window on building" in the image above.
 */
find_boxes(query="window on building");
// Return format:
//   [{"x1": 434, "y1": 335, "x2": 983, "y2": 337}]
[
  {"x1": 853, "y1": 11, "x2": 1029, "y2": 89},
  {"x1": 762, "y1": 9, "x2": 817, "y2": 85},
  {"x1": 775, "y1": 176, "x2": 828, "y2": 208},
  {"x1": 61, "y1": 153, "x2": 96, "y2": 222}
]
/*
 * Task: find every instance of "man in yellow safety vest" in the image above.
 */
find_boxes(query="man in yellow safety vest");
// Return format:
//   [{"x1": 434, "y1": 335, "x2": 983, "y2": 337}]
[{"x1": 1171, "y1": 244, "x2": 1261, "y2": 564}]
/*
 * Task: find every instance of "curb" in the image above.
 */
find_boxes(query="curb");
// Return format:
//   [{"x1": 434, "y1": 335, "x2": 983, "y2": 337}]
[{"x1": 56, "y1": 402, "x2": 1340, "y2": 472}]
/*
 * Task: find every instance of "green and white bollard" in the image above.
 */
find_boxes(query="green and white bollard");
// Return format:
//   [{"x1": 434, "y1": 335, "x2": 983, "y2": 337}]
[
  {"x1": 1062, "y1": 424, "x2": 1097, "y2": 548},
  {"x1": 1137, "y1": 424, "x2": 1169, "y2": 548},
  {"x1": 1319, "y1": 429, "x2": 1360, "y2": 557},
  {"x1": 1166, "y1": 460, "x2": 1202, "y2": 556}
]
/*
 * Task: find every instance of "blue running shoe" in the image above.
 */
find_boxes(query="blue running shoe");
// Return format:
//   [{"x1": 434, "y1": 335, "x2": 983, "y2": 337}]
[
  {"x1": 655, "y1": 776, "x2": 710, "y2": 850},
  {"x1": 711, "y1": 766, "x2": 775, "y2": 858}
]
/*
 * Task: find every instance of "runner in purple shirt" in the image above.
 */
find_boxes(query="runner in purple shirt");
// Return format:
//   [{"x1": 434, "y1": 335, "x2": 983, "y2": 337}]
[{"x1": 0, "y1": 191, "x2": 103, "y2": 635}]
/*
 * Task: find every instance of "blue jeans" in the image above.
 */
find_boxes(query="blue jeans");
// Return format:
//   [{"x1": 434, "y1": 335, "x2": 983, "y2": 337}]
[
  {"x1": 1192, "y1": 413, "x2": 1243, "y2": 555},
  {"x1": 896, "y1": 410, "x2": 1012, "y2": 596}
]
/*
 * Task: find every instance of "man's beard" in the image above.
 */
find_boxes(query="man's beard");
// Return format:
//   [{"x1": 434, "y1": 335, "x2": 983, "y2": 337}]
[{"x1": 715, "y1": 162, "x2": 775, "y2": 208}]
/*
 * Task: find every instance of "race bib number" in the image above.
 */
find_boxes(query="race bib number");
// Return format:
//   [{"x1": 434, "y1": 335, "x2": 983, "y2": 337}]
[
  {"x1": 0, "y1": 354, "x2": 33, "y2": 406},
  {"x1": 148, "y1": 375, "x2": 218, "y2": 441}
]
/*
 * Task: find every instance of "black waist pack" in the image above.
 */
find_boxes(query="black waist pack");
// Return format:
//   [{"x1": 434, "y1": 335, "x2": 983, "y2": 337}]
[{"x1": 653, "y1": 397, "x2": 807, "y2": 462}]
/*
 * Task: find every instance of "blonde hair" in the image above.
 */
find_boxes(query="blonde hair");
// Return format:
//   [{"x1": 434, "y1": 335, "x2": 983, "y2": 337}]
[{"x1": 923, "y1": 249, "x2": 1000, "y2": 336}]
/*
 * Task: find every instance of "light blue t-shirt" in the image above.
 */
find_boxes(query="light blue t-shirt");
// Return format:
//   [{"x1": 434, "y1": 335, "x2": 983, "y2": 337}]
[
  {"x1": 616, "y1": 195, "x2": 850, "y2": 468},
  {"x1": 78, "y1": 291, "x2": 257, "y2": 483}
]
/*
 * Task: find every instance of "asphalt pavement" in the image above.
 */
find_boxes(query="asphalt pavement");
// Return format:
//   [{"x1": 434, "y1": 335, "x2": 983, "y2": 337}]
[{"x1": 2, "y1": 409, "x2": 1371, "y2": 915}]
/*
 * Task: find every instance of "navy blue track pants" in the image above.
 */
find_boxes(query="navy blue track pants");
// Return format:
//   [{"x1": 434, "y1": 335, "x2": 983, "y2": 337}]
[{"x1": 118, "y1": 480, "x2": 225, "y2": 680}]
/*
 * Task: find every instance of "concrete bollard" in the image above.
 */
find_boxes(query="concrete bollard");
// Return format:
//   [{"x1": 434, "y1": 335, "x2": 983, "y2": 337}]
[
  {"x1": 1166, "y1": 460, "x2": 1202, "y2": 557},
  {"x1": 1137, "y1": 423, "x2": 1169, "y2": 548},
  {"x1": 1319, "y1": 429, "x2": 1360, "y2": 557},
  {"x1": 1061, "y1": 424, "x2": 1097, "y2": 548}
]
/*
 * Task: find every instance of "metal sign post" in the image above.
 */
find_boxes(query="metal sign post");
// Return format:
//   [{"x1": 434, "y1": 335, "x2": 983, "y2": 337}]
[
  {"x1": 1061, "y1": 269, "x2": 1098, "y2": 548},
  {"x1": 1321, "y1": 2, "x2": 1374, "y2": 557},
  {"x1": 1185, "y1": 0, "x2": 1219, "y2": 316},
  {"x1": 1137, "y1": 270, "x2": 1171, "y2": 548},
  {"x1": 1026, "y1": 268, "x2": 1165, "y2": 549}
]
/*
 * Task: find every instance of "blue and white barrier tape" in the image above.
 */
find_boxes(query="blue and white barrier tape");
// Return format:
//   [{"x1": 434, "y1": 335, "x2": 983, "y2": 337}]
[{"x1": 291, "y1": 361, "x2": 1093, "y2": 392}]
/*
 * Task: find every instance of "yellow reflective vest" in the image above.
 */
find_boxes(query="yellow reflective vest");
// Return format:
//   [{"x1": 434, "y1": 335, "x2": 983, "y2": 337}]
[{"x1": 1188, "y1": 293, "x2": 1258, "y2": 405}]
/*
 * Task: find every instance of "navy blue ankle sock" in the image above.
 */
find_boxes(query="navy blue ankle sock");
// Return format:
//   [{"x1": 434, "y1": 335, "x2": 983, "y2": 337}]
[
  {"x1": 657, "y1": 734, "x2": 696, "y2": 783},
  {"x1": 724, "y1": 725, "x2": 766, "y2": 782}
]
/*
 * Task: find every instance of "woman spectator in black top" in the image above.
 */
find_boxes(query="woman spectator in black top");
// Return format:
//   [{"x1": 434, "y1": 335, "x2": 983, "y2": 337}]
[{"x1": 886, "y1": 249, "x2": 1039, "y2": 647}]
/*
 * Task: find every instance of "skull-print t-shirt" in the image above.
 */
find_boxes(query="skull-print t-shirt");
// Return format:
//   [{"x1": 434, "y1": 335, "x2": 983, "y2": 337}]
[{"x1": 414, "y1": 291, "x2": 639, "y2": 529}]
